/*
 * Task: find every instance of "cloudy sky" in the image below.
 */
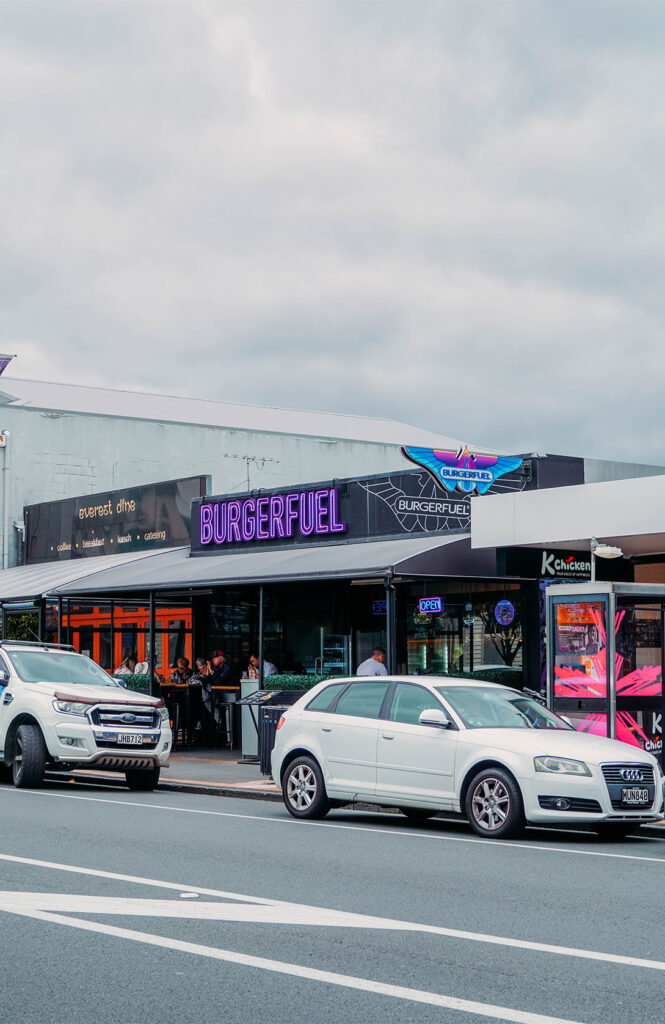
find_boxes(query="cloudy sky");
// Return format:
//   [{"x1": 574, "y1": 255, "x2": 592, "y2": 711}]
[{"x1": 2, "y1": 1, "x2": 664, "y2": 462}]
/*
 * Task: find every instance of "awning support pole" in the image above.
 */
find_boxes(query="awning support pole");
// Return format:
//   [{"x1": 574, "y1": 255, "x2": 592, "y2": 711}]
[
  {"x1": 110, "y1": 599, "x2": 114, "y2": 669},
  {"x1": 149, "y1": 590, "x2": 158, "y2": 698},
  {"x1": 258, "y1": 584, "x2": 264, "y2": 689},
  {"x1": 384, "y1": 572, "x2": 396, "y2": 673},
  {"x1": 57, "y1": 596, "x2": 62, "y2": 645}
]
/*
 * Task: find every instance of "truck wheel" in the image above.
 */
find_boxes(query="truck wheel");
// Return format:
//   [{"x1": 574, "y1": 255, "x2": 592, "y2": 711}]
[
  {"x1": 125, "y1": 766, "x2": 161, "y2": 791},
  {"x1": 13, "y1": 724, "x2": 47, "y2": 788}
]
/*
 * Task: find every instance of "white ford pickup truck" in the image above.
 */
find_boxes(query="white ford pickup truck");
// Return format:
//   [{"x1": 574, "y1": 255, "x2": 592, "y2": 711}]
[{"x1": 0, "y1": 641, "x2": 172, "y2": 790}]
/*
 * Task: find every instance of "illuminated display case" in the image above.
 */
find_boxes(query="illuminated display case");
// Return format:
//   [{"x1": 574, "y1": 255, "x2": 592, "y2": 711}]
[{"x1": 547, "y1": 582, "x2": 665, "y2": 767}]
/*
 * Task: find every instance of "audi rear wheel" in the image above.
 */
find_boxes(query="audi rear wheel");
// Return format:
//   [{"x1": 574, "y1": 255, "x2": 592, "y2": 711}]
[{"x1": 282, "y1": 756, "x2": 330, "y2": 819}]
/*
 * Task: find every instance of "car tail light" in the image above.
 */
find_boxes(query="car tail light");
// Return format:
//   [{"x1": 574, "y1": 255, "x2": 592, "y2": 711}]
[{"x1": 276, "y1": 716, "x2": 286, "y2": 730}]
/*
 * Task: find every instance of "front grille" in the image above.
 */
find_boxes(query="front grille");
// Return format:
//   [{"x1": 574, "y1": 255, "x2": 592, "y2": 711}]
[
  {"x1": 538, "y1": 796, "x2": 602, "y2": 813},
  {"x1": 601, "y1": 763, "x2": 655, "y2": 785},
  {"x1": 90, "y1": 706, "x2": 159, "y2": 729}
]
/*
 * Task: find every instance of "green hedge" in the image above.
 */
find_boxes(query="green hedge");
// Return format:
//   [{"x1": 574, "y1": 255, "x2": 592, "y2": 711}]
[
  {"x1": 111, "y1": 673, "x2": 153, "y2": 693},
  {"x1": 437, "y1": 668, "x2": 523, "y2": 687},
  {"x1": 264, "y1": 670, "x2": 523, "y2": 690},
  {"x1": 264, "y1": 674, "x2": 344, "y2": 691}
]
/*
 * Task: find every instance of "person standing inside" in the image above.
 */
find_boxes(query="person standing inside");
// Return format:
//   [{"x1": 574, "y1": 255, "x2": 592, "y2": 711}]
[{"x1": 356, "y1": 647, "x2": 388, "y2": 676}]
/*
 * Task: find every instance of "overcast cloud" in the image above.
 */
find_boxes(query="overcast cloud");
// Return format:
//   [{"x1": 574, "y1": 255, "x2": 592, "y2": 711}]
[{"x1": 1, "y1": 1, "x2": 664, "y2": 461}]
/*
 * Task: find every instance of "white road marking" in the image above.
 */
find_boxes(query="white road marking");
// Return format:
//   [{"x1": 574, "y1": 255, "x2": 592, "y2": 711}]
[
  {"x1": 0, "y1": 904, "x2": 590, "y2": 1024},
  {"x1": 0, "y1": 855, "x2": 664, "y2": 973},
  {"x1": 3, "y1": 786, "x2": 665, "y2": 864}
]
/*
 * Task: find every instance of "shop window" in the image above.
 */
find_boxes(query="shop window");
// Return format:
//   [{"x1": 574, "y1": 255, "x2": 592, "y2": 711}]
[
  {"x1": 78, "y1": 627, "x2": 94, "y2": 659},
  {"x1": 99, "y1": 628, "x2": 113, "y2": 670}
]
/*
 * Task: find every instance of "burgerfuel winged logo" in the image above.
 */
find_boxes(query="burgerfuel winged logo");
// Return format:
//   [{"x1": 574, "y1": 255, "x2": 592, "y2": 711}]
[{"x1": 401, "y1": 445, "x2": 523, "y2": 495}]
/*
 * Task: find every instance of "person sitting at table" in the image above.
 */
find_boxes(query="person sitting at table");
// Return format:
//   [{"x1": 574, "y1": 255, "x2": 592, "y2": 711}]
[
  {"x1": 247, "y1": 653, "x2": 278, "y2": 679},
  {"x1": 210, "y1": 650, "x2": 235, "y2": 687},
  {"x1": 114, "y1": 653, "x2": 137, "y2": 675},
  {"x1": 170, "y1": 656, "x2": 193, "y2": 685}
]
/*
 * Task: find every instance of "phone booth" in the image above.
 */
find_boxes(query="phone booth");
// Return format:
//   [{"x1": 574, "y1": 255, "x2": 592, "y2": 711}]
[{"x1": 546, "y1": 582, "x2": 665, "y2": 769}]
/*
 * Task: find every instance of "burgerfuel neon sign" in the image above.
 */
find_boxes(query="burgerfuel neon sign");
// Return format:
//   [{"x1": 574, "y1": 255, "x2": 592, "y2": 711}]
[{"x1": 199, "y1": 487, "x2": 346, "y2": 547}]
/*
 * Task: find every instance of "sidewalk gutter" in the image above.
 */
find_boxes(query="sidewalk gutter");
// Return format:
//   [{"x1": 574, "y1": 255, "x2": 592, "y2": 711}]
[{"x1": 66, "y1": 770, "x2": 665, "y2": 835}]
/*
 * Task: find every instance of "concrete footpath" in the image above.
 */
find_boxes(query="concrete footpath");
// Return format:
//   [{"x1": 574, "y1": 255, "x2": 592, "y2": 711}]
[
  {"x1": 71, "y1": 748, "x2": 282, "y2": 800},
  {"x1": 66, "y1": 748, "x2": 665, "y2": 838}
]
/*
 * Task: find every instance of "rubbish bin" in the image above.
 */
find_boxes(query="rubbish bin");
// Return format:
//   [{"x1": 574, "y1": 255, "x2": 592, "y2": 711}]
[
  {"x1": 259, "y1": 704, "x2": 289, "y2": 775},
  {"x1": 257, "y1": 692, "x2": 307, "y2": 775}
]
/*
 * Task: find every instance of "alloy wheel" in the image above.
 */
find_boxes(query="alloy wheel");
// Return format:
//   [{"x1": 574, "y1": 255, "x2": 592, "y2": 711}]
[
  {"x1": 471, "y1": 777, "x2": 510, "y2": 832},
  {"x1": 14, "y1": 733, "x2": 23, "y2": 782},
  {"x1": 286, "y1": 763, "x2": 317, "y2": 811}
]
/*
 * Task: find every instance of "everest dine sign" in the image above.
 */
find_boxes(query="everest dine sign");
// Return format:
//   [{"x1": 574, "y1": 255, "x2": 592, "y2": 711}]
[{"x1": 198, "y1": 488, "x2": 346, "y2": 549}]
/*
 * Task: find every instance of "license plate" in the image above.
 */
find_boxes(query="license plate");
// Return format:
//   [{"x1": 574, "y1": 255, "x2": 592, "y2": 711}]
[
  {"x1": 117, "y1": 733, "x2": 143, "y2": 745},
  {"x1": 621, "y1": 787, "x2": 649, "y2": 806}
]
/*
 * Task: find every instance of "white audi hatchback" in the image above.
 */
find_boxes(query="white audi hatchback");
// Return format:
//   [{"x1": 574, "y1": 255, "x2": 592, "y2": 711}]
[{"x1": 271, "y1": 676, "x2": 665, "y2": 839}]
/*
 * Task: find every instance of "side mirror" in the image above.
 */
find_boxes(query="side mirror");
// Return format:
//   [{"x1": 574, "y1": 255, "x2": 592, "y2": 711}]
[
  {"x1": 0, "y1": 669, "x2": 9, "y2": 685},
  {"x1": 419, "y1": 708, "x2": 451, "y2": 729}
]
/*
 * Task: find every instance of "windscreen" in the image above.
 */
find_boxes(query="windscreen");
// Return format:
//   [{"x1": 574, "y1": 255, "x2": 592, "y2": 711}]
[
  {"x1": 435, "y1": 686, "x2": 572, "y2": 730},
  {"x1": 7, "y1": 650, "x2": 123, "y2": 687}
]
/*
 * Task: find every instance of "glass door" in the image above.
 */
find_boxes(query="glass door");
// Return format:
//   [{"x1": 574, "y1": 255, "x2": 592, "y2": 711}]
[{"x1": 615, "y1": 602, "x2": 664, "y2": 765}]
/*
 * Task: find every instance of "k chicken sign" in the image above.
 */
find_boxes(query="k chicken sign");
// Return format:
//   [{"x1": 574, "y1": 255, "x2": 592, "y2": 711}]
[{"x1": 498, "y1": 547, "x2": 591, "y2": 580}]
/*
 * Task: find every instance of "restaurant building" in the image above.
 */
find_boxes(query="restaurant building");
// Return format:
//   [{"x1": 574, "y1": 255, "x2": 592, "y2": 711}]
[{"x1": 0, "y1": 427, "x2": 663, "y2": 703}]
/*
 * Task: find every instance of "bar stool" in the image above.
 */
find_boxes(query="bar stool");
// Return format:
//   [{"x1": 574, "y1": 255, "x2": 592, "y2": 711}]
[{"x1": 213, "y1": 693, "x2": 236, "y2": 748}]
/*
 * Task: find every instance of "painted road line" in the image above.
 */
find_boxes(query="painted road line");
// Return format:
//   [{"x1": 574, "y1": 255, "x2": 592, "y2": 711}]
[
  {"x1": 0, "y1": 904, "x2": 591, "y2": 1024},
  {"x1": 2, "y1": 857, "x2": 665, "y2": 972},
  {"x1": 3, "y1": 786, "x2": 665, "y2": 864}
]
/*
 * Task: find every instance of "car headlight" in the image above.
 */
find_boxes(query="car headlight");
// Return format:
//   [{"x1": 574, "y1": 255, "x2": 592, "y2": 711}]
[
  {"x1": 158, "y1": 706, "x2": 170, "y2": 722},
  {"x1": 534, "y1": 756, "x2": 591, "y2": 777},
  {"x1": 53, "y1": 700, "x2": 90, "y2": 717}
]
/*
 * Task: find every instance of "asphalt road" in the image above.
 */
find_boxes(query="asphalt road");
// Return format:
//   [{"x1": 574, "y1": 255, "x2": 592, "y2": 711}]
[{"x1": 1, "y1": 778, "x2": 664, "y2": 1024}]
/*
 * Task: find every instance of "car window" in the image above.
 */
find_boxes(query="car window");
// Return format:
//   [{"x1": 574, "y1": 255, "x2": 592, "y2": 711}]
[
  {"x1": 435, "y1": 685, "x2": 572, "y2": 730},
  {"x1": 389, "y1": 683, "x2": 441, "y2": 725},
  {"x1": 6, "y1": 650, "x2": 124, "y2": 687},
  {"x1": 333, "y1": 682, "x2": 389, "y2": 719},
  {"x1": 305, "y1": 682, "x2": 348, "y2": 712}
]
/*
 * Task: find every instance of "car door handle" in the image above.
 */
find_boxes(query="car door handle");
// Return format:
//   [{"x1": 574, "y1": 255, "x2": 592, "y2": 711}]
[
  {"x1": 381, "y1": 732, "x2": 395, "y2": 740},
  {"x1": 321, "y1": 726, "x2": 332, "y2": 732}
]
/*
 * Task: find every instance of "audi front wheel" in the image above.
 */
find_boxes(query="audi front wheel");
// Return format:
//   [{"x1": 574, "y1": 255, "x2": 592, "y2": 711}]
[{"x1": 465, "y1": 768, "x2": 524, "y2": 839}]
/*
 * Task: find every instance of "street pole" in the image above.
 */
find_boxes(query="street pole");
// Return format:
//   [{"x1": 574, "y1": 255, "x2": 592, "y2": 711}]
[
  {"x1": 2, "y1": 430, "x2": 9, "y2": 570},
  {"x1": 149, "y1": 590, "x2": 157, "y2": 697},
  {"x1": 258, "y1": 584, "x2": 264, "y2": 689}
]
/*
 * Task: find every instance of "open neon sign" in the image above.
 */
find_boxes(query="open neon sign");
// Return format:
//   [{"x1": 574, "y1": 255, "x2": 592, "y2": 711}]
[{"x1": 199, "y1": 488, "x2": 347, "y2": 546}]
